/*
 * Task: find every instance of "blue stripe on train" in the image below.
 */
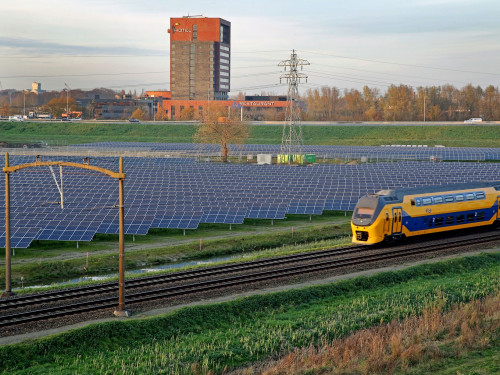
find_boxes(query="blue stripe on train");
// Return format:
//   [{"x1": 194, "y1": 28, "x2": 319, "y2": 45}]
[{"x1": 403, "y1": 201, "x2": 498, "y2": 232}]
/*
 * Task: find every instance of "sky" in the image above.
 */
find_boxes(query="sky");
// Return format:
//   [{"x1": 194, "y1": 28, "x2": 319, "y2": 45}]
[{"x1": 1, "y1": 0, "x2": 499, "y2": 96}]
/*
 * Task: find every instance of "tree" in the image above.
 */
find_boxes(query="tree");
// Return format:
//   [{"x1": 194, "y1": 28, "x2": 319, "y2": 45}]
[
  {"x1": 383, "y1": 85, "x2": 416, "y2": 121},
  {"x1": 43, "y1": 96, "x2": 77, "y2": 117},
  {"x1": 344, "y1": 89, "x2": 365, "y2": 120},
  {"x1": 130, "y1": 106, "x2": 147, "y2": 120},
  {"x1": 194, "y1": 103, "x2": 249, "y2": 162},
  {"x1": 362, "y1": 86, "x2": 381, "y2": 121},
  {"x1": 179, "y1": 107, "x2": 196, "y2": 120},
  {"x1": 155, "y1": 106, "x2": 170, "y2": 121},
  {"x1": 0, "y1": 103, "x2": 11, "y2": 117}
]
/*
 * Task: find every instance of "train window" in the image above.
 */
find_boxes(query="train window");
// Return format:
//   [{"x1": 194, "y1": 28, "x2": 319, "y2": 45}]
[
  {"x1": 467, "y1": 213, "x2": 475, "y2": 222},
  {"x1": 455, "y1": 194, "x2": 464, "y2": 201},
  {"x1": 435, "y1": 217, "x2": 443, "y2": 226},
  {"x1": 456, "y1": 214, "x2": 465, "y2": 223},
  {"x1": 415, "y1": 199, "x2": 421, "y2": 206},
  {"x1": 433, "y1": 196, "x2": 443, "y2": 204},
  {"x1": 445, "y1": 216, "x2": 454, "y2": 225},
  {"x1": 477, "y1": 211, "x2": 485, "y2": 220},
  {"x1": 475, "y1": 192, "x2": 485, "y2": 199},
  {"x1": 411, "y1": 199, "x2": 416, "y2": 206},
  {"x1": 444, "y1": 195, "x2": 454, "y2": 203},
  {"x1": 354, "y1": 207, "x2": 375, "y2": 219},
  {"x1": 422, "y1": 197, "x2": 432, "y2": 205},
  {"x1": 466, "y1": 193, "x2": 475, "y2": 200}
]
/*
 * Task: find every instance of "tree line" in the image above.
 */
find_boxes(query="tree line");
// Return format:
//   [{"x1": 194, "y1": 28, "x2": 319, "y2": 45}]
[
  {"x1": 2, "y1": 84, "x2": 500, "y2": 121},
  {"x1": 302, "y1": 84, "x2": 500, "y2": 121}
]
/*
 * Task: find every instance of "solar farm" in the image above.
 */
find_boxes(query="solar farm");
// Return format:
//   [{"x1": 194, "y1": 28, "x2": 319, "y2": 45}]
[
  {"x1": 2, "y1": 143, "x2": 500, "y2": 249},
  {"x1": 71, "y1": 142, "x2": 500, "y2": 161}
]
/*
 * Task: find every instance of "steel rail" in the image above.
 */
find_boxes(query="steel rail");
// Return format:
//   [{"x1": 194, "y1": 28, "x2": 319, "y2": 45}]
[
  {"x1": 0, "y1": 244, "x2": 369, "y2": 310},
  {"x1": 1, "y1": 231, "x2": 499, "y2": 328}
]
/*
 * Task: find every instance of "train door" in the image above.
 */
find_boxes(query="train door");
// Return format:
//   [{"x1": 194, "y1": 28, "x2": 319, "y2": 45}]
[
  {"x1": 392, "y1": 207, "x2": 403, "y2": 234},
  {"x1": 383, "y1": 212, "x2": 390, "y2": 234}
]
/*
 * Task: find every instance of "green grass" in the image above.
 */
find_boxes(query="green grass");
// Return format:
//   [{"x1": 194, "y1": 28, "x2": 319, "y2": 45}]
[
  {"x1": 6, "y1": 211, "x2": 348, "y2": 260},
  {"x1": 0, "y1": 215, "x2": 352, "y2": 289},
  {"x1": 0, "y1": 252, "x2": 499, "y2": 374},
  {"x1": 10, "y1": 235, "x2": 352, "y2": 294},
  {"x1": 1, "y1": 122, "x2": 500, "y2": 147}
]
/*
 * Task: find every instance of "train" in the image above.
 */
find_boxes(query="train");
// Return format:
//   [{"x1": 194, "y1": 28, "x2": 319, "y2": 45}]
[{"x1": 351, "y1": 181, "x2": 500, "y2": 245}]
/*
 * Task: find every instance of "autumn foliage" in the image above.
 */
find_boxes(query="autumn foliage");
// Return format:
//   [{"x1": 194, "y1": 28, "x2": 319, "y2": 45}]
[
  {"x1": 244, "y1": 292, "x2": 500, "y2": 375},
  {"x1": 303, "y1": 84, "x2": 500, "y2": 121},
  {"x1": 194, "y1": 103, "x2": 249, "y2": 162}
]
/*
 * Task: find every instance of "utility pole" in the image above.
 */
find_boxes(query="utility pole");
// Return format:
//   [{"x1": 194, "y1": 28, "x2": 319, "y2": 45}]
[
  {"x1": 64, "y1": 83, "x2": 70, "y2": 118},
  {"x1": 278, "y1": 50, "x2": 309, "y2": 164},
  {"x1": 23, "y1": 90, "x2": 28, "y2": 117},
  {"x1": 423, "y1": 94, "x2": 426, "y2": 122},
  {"x1": 151, "y1": 95, "x2": 156, "y2": 121}
]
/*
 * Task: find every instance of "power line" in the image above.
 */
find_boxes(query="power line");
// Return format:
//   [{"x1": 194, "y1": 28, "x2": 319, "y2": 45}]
[
  {"x1": 312, "y1": 63, "x2": 472, "y2": 86},
  {"x1": 307, "y1": 71, "x2": 393, "y2": 88},
  {"x1": 230, "y1": 83, "x2": 284, "y2": 91},
  {"x1": 301, "y1": 50, "x2": 500, "y2": 76}
]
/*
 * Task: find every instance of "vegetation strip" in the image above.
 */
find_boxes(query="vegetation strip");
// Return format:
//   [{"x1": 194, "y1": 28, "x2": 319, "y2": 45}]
[
  {"x1": 1, "y1": 223, "x2": 349, "y2": 290},
  {"x1": 243, "y1": 290, "x2": 500, "y2": 374},
  {"x1": 0, "y1": 252, "x2": 498, "y2": 374},
  {"x1": 1, "y1": 122, "x2": 500, "y2": 147}
]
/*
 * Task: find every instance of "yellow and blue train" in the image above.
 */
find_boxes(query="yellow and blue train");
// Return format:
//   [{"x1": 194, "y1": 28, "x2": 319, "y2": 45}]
[{"x1": 351, "y1": 182, "x2": 500, "y2": 245}]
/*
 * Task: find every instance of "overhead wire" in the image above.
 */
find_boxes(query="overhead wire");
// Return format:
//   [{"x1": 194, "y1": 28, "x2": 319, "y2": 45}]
[
  {"x1": 300, "y1": 50, "x2": 500, "y2": 77},
  {"x1": 1, "y1": 47, "x2": 495, "y2": 92}
]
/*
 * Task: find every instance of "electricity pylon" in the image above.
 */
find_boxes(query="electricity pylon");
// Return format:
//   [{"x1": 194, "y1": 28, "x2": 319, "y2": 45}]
[{"x1": 279, "y1": 50, "x2": 309, "y2": 164}]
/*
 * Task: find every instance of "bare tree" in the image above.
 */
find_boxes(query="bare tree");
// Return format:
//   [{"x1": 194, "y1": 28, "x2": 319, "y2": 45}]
[{"x1": 194, "y1": 103, "x2": 249, "y2": 162}]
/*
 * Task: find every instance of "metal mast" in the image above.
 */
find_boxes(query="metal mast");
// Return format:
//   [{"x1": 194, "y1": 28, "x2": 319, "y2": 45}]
[{"x1": 279, "y1": 50, "x2": 309, "y2": 163}]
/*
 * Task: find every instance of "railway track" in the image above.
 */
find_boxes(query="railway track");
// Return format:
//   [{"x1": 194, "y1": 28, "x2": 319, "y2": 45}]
[
  {"x1": 0, "y1": 243, "x2": 369, "y2": 311},
  {"x1": 1, "y1": 231, "x2": 500, "y2": 329}
]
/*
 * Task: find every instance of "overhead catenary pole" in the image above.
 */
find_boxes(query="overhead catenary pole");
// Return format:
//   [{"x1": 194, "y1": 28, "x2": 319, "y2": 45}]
[
  {"x1": 278, "y1": 50, "x2": 309, "y2": 164},
  {"x1": 2, "y1": 155, "x2": 129, "y2": 317},
  {"x1": 1, "y1": 153, "x2": 13, "y2": 297},
  {"x1": 114, "y1": 157, "x2": 130, "y2": 316}
]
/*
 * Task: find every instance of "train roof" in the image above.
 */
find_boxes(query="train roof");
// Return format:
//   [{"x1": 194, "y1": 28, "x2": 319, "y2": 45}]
[{"x1": 375, "y1": 181, "x2": 500, "y2": 201}]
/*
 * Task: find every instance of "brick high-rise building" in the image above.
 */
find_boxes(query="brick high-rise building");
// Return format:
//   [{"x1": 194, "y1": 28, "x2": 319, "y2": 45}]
[{"x1": 168, "y1": 16, "x2": 230, "y2": 101}]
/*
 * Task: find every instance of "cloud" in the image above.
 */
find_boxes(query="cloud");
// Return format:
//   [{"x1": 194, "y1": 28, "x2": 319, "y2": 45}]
[{"x1": 0, "y1": 36, "x2": 166, "y2": 56}]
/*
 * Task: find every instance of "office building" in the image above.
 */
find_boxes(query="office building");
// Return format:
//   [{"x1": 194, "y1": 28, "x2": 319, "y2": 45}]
[{"x1": 168, "y1": 16, "x2": 230, "y2": 101}]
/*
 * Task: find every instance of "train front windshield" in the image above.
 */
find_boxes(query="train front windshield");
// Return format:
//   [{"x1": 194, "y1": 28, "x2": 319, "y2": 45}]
[
  {"x1": 353, "y1": 207, "x2": 375, "y2": 220},
  {"x1": 352, "y1": 195, "x2": 380, "y2": 226}
]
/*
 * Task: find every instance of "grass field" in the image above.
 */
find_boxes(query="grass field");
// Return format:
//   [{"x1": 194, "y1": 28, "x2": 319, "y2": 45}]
[
  {"x1": 1, "y1": 122, "x2": 500, "y2": 147},
  {"x1": 0, "y1": 252, "x2": 498, "y2": 374}
]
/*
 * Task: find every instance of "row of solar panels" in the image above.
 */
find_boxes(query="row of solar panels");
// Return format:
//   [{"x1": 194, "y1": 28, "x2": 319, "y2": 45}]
[
  {"x1": 1, "y1": 155, "x2": 500, "y2": 248},
  {"x1": 70, "y1": 142, "x2": 500, "y2": 161}
]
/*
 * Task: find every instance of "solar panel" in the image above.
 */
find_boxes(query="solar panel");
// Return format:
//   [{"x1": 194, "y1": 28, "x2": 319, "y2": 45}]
[{"x1": 2, "y1": 151, "x2": 500, "y2": 248}]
